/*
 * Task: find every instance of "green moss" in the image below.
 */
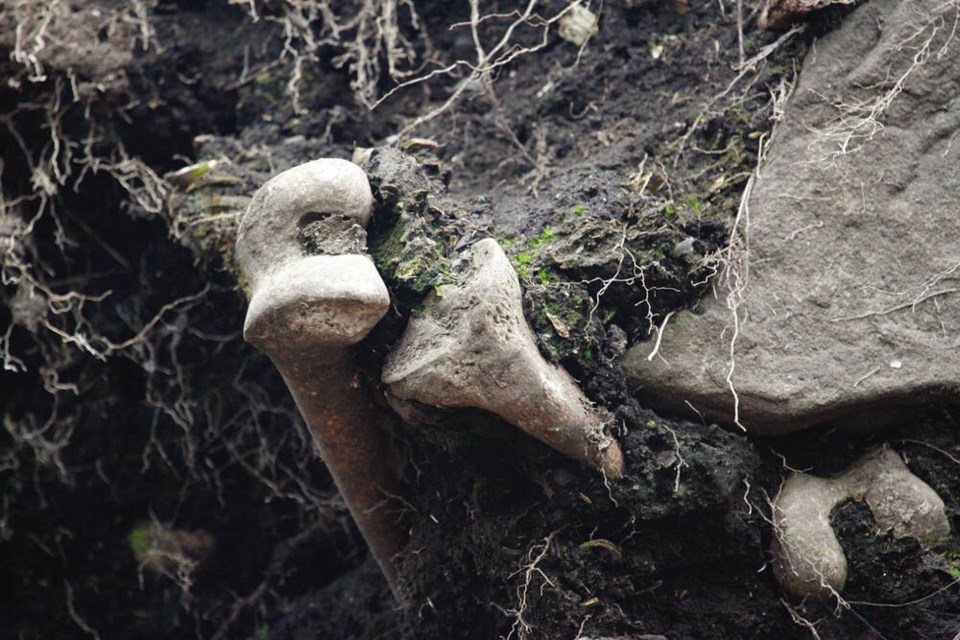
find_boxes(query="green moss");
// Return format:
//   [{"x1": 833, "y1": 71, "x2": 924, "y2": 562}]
[
  {"x1": 684, "y1": 194, "x2": 704, "y2": 216},
  {"x1": 528, "y1": 293, "x2": 601, "y2": 362},
  {"x1": 942, "y1": 550, "x2": 960, "y2": 578},
  {"x1": 529, "y1": 225, "x2": 556, "y2": 247},
  {"x1": 128, "y1": 527, "x2": 151, "y2": 555},
  {"x1": 507, "y1": 224, "x2": 561, "y2": 284},
  {"x1": 370, "y1": 211, "x2": 449, "y2": 296}
]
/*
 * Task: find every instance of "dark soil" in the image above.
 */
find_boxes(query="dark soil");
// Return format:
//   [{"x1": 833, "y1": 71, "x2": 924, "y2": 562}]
[{"x1": 1, "y1": 1, "x2": 958, "y2": 639}]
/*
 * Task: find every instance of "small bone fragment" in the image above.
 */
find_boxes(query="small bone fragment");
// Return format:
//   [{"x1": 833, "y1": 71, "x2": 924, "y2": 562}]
[
  {"x1": 772, "y1": 446, "x2": 949, "y2": 600},
  {"x1": 236, "y1": 159, "x2": 406, "y2": 593},
  {"x1": 383, "y1": 238, "x2": 625, "y2": 478}
]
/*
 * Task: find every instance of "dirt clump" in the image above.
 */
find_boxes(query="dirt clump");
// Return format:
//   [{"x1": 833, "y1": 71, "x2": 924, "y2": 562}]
[{"x1": 2, "y1": 1, "x2": 958, "y2": 639}]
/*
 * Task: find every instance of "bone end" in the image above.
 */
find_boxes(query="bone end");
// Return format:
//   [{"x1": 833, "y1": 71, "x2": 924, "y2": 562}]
[{"x1": 771, "y1": 447, "x2": 950, "y2": 600}]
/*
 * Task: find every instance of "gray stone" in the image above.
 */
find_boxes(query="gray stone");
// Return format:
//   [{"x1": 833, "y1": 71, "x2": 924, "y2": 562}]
[
  {"x1": 621, "y1": 0, "x2": 960, "y2": 435},
  {"x1": 383, "y1": 238, "x2": 625, "y2": 478},
  {"x1": 771, "y1": 447, "x2": 949, "y2": 599}
]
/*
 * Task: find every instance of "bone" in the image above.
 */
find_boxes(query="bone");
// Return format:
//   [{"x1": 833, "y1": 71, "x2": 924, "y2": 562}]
[
  {"x1": 236, "y1": 159, "x2": 406, "y2": 594},
  {"x1": 382, "y1": 238, "x2": 625, "y2": 478},
  {"x1": 772, "y1": 446, "x2": 949, "y2": 600}
]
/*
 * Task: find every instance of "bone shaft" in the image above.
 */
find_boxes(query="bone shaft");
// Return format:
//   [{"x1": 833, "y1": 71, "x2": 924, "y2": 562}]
[
  {"x1": 497, "y1": 354, "x2": 624, "y2": 478},
  {"x1": 273, "y1": 348, "x2": 404, "y2": 593}
]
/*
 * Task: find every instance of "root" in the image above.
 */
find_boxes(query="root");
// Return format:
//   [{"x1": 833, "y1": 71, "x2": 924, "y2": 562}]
[
  {"x1": 64, "y1": 580, "x2": 101, "y2": 640},
  {"x1": 581, "y1": 222, "x2": 678, "y2": 337},
  {"x1": 671, "y1": 24, "x2": 804, "y2": 165},
  {"x1": 1, "y1": 9, "x2": 347, "y2": 635},
  {"x1": 661, "y1": 422, "x2": 688, "y2": 493},
  {"x1": 374, "y1": 1, "x2": 588, "y2": 140},
  {"x1": 703, "y1": 59, "x2": 795, "y2": 429},
  {"x1": 781, "y1": 599, "x2": 824, "y2": 640},
  {"x1": 230, "y1": 0, "x2": 432, "y2": 111},
  {"x1": 831, "y1": 259, "x2": 960, "y2": 323},
  {"x1": 504, "y1": 529, "x2": 560, "y2": 640},
  {"x1": 816, "y1": 2, "x2": 959, "y2": 160}
]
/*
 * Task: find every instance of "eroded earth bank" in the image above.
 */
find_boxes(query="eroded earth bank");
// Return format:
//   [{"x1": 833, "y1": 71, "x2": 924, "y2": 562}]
[{"x1": 1, "y1": 1, "x2": 959, "y2": 638}]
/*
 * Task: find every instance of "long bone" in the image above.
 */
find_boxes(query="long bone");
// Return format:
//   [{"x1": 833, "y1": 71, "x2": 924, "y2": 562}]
[
  {"x1": 772, "y1": 446, "x2": 949, "y2": 600},
  {"x1": 383, "y1": 238, "x2": 625, "y2": 478},
  {"x1": 236, "y1": 159, "x2": 405, "y2": 592}
]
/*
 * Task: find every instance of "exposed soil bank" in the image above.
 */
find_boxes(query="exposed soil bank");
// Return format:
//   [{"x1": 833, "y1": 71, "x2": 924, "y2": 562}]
[{"x1": 1, "y1": 2, "x2": 958, "y2": 639}]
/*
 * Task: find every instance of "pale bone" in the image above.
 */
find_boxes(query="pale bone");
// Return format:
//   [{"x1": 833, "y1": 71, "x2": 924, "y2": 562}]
[
  {"x1": 772, "y1": 446, "x2": 949, "y2": 600},
  {"x1": 236, "y1": 159, "x2": 405, "y2": 593},
  {"x1": 382, "y1": 238, "x2": 625, "y2": 478}
]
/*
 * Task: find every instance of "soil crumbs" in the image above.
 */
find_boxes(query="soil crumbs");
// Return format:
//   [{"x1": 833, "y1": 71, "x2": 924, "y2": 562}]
[{"x1": 1, "y1": 1, "x2": 959, "y2": 640}]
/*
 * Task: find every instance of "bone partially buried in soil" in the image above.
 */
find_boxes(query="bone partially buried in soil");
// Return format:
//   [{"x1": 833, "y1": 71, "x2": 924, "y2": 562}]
[
  {"x1": 235, "y1": 158, "x2": 406, "y2": 595},
  {"x1": 771, "y1": 446, "x2": 949, "y2": 600},
  {"x1": 383, "y1": 238, "x2": 625, "y2": 479}
]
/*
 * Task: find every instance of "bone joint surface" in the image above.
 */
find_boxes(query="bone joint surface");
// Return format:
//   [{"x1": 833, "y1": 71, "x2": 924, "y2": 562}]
[
  {"x1": 382, "y1": 238, "x2": 625, "y2": 478},
  {"x1": 235, "y1": 158, "x2": 405, "y2": 594},
  {"x1": 772, "y1": 446, "x2": 949, "y2": 600}
]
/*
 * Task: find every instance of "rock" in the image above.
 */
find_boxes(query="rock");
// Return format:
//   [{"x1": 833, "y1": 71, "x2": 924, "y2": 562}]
[
  {"x1": 383, "y1": 238, "x2": 625, "y2": 477},
  {"x1": 771, "y1": 447, "x2": 949, "y2": 599},
  {"x1": 621, "y1": 0, "x2": 960, "y2": 435}
]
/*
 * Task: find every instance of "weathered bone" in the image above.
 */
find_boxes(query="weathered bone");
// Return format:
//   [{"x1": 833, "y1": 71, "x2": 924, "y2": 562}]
[
  {"x1": 236, "y1": 159, "x2": 406, "y2": 593},
  {"x1": 382, "y1": 238, "x2": 625, "y2": 478},
  {"x1": 772, "y1": 446, "x2": 949, "y2": 600}
]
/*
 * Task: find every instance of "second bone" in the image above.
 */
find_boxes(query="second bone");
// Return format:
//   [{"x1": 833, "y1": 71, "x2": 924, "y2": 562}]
[
  {"x1": 771, "y1": 446, "x2": 949, "y2": 600},
  {"x1": 383, "y1": 238, "x2": 625, "y2": 478}
]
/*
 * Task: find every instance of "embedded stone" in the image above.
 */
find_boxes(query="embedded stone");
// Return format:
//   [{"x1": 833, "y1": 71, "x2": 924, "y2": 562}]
[{"x1": 621, "y1": 0, "x2": 960, "y2": 435}]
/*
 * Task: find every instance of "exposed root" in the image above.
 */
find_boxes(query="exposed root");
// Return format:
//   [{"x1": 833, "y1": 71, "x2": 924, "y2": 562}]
[
  {"x1": 781, "y1": 598, "x2": 824, "y2": 640},
  {"x1": 64, "y1": 580, "x2": 101, "y2": 640},
  {"x1": 816, "y1": 1, "x2": 959, "y2": 160},
  {"x1": 375, "y1": 1, "x2": 588, "y2": 140},
  {"x1": 671, "y1": 24, "x2": 804, "y2": 165},
  {"x1": 1, "y1": 7, "x2": 350, "y2": 633},
  {"x1": 504, "y1": 530, "x2": 560, "y2": 640},
  {"x1": 229, "y1": 0, "x2": 432, "y2": 111}
]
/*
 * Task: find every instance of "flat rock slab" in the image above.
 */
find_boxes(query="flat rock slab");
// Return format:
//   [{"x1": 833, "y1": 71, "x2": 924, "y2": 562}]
[{"x1": 622, "y1": 0, "x2": 960, "y2": 435}]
